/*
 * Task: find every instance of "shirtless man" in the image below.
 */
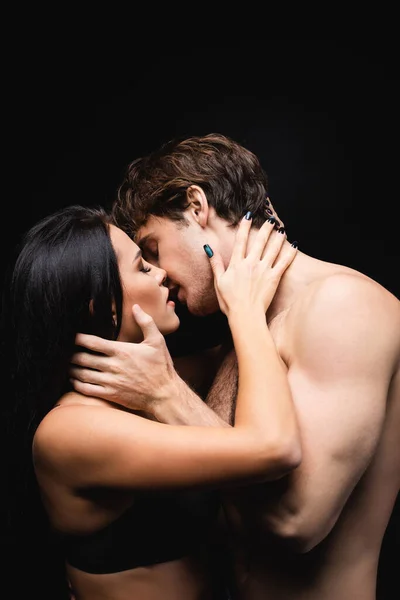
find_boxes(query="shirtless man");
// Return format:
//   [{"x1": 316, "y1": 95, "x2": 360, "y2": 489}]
[{"x1": 70, "y1": 133, "x2": 400, "y2": 599}]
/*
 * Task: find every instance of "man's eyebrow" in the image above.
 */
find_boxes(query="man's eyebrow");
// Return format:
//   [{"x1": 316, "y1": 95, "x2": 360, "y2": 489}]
[{"x1": 137, "y1": 234, "x2": 153, "y2": 249}]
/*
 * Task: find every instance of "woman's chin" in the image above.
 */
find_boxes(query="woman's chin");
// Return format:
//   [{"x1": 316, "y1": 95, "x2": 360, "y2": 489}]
[{"x1": 160, "y1": 315, "x2": 180, "y2": 336}]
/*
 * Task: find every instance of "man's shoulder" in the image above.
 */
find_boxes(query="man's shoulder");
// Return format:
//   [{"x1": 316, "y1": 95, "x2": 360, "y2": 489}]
[
  {"x1": 285, "y1": 270, "x2": 400, "y2": 364},
  {"x1": 293, "y1": 270, "x2": 398, "y2": 321}
]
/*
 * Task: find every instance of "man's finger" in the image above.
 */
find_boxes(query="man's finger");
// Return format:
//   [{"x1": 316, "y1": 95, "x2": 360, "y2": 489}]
[
  {"x1": 69, "y1": 365, "x2": 109, "y2": 385},
  {"x1": 70, "y1": 378, "x2": 109, "y2": 399},
  {"x1": 70, "y1": 351, "x2": 109, "y2": 370},
  {"x1": 74, "y1": 333, "x2": 115, "y2": 356},
  {"x1": 132, "y1": 304, "x2": 163, "y2": 343}
]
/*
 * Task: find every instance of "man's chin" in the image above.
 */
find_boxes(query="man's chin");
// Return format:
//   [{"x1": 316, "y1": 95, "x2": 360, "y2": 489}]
[{"x1": 187, "y1": 301, "x2": 219, "y2": 318}]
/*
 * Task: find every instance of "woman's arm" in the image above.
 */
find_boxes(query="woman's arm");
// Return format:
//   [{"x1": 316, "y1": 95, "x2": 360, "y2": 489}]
[{"x1": 56, "y1": 216, "x2": 300, "y2": 491}]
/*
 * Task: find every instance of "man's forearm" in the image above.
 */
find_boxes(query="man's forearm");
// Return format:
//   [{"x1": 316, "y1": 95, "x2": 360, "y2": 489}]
[
  {"x1": 152, "y1": 375, "x2": 231, "y2": 427},
  {"x1": 152, "y1": 343, "x2": 237, "y2": 428}
]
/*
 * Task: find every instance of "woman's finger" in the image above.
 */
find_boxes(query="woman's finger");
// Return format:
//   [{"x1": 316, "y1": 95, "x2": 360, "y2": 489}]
[
  {"x1": 204, "y1": 245, "x2": 225, "y2": 282},
  {"x1": 271, "y1": 241, "x2": 298, "y2": 274},
  {"x1": 260, "y1": 227, "x2": 287, "y2": 265},
  {"x1": 247, "y1": 217, "x2": 276, "y2": 261},
  {"x1": 230, "y1": 212, "x2": 253, "y2": 264}
]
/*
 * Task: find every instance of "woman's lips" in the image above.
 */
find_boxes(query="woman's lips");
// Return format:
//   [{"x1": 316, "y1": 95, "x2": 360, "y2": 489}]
[{"x1": 167, "y1": 287, "x2": 179, "y2": 303}]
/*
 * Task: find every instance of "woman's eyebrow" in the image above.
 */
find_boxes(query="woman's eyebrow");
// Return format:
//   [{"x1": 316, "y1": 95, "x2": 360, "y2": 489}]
[{"x1": 133, "y1": 248, "x2": 142, "y2": 263}]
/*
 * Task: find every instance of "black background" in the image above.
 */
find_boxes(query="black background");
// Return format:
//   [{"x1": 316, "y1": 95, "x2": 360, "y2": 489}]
[{"x1": 2, "y1": 38, "x2": 399, "y2": 597}]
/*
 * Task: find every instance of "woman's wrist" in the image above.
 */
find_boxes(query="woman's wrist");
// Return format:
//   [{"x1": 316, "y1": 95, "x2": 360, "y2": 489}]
[{"x1": 227, "y1": 304, "x2": 266, "y2": 328}]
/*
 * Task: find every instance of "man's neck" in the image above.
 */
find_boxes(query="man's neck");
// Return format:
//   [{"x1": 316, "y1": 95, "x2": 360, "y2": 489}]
[
  {"x1": 215, "y1": 222, "x2": 339, "y2": 325},
  {"x1": 265, "y1": 248, "x2": 337, "y2": 325}
]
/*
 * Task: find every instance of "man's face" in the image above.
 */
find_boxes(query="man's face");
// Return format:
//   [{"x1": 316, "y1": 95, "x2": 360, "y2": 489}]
[{"x1": 136, "y1": 215, "x2": 220, "y2": 316}]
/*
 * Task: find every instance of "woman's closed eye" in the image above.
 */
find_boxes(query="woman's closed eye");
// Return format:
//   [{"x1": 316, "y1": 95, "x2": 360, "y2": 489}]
[{"x1": 140, "y1": 261, "x2": 151, "y2": 273}]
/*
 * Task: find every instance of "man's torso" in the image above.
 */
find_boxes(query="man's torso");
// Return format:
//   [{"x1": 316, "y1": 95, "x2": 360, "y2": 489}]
[{"x1": 206, "y1": 264, "x2": 400, "y2": 600}]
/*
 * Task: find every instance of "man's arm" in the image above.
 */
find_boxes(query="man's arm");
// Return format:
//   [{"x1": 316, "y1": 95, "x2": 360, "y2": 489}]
[
  {"x1": 149, "y1": 328, "x2": 237, "y2": 425},
  {"x1": 165, "y1": 300, "x2": 232, "y2": 401},
  {"x1": 151, "y1": 367, "x2": 231, "y2": 428},
  {"x1": 171, "y1": 344, "x2": 227, "y2": 401},
  {"x1": 169, "y1": 332, "x2": 238, "y2": 425},
  {"x1": 235, "y1": 274, "x2": 400, "y2": 552},
  {"x1": 70, "y1": 310, "x2": 233, "y2": 428}
]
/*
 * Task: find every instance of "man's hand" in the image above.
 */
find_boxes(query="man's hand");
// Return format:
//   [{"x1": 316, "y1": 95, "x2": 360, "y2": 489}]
[{"x1": 69, "y1": 304, "x2": 179, "y2": 413}]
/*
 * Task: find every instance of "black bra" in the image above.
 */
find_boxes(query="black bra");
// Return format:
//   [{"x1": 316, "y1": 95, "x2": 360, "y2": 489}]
[{"x1": 61, "y1": 488, "x2": 220, "y2": 574}]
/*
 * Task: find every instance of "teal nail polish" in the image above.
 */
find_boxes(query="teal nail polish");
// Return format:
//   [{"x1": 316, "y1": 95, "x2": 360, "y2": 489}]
[
  {"x1": 203, "y1": 244, "x2": 214, "y2": 258},
  {"x1": 245, "y1": 211, "x2": 252, "y2": 220}
]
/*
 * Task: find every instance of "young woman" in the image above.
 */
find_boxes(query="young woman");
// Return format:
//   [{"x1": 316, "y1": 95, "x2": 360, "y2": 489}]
[{"x1": 6, "y1": 205, "x2": 300, "y2": 599}]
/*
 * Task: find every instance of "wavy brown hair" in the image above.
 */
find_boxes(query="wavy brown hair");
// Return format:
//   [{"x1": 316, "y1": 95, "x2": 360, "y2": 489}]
[{"x1": 112, "y1": 133, "x2": 272, "y2": 239}]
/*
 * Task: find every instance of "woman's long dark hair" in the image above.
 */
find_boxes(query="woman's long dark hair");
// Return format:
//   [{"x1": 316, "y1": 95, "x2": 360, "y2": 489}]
[
  {"x1": 10, "y1": 204, "x2": 123, "y2": 428},
  {"x1": 3, "y1": 205, "x2": 123, "y2": 598}
]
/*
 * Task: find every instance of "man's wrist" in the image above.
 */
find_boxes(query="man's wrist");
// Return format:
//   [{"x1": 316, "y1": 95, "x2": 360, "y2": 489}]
[
  {"x1": 151, "y1": 375, "x2": 230, "y2": 427},
  {"x1": 150, "y1": 375, "x2": 192, "y2": 422}
]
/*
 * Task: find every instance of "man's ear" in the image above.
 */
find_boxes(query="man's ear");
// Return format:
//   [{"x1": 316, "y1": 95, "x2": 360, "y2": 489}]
[{"x1": 186, "y1": 185, "x2": 209, "y2": 228}]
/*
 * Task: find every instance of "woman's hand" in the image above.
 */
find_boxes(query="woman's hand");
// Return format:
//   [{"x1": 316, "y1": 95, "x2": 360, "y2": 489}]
[{"x1": 204, "y1": 214, "x2": 297, "y2": 318}]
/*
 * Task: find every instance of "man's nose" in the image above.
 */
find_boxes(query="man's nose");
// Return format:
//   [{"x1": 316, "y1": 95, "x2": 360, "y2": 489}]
[{"x1": 153, "y1": 266, "x2": 167, "y2": 286}]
